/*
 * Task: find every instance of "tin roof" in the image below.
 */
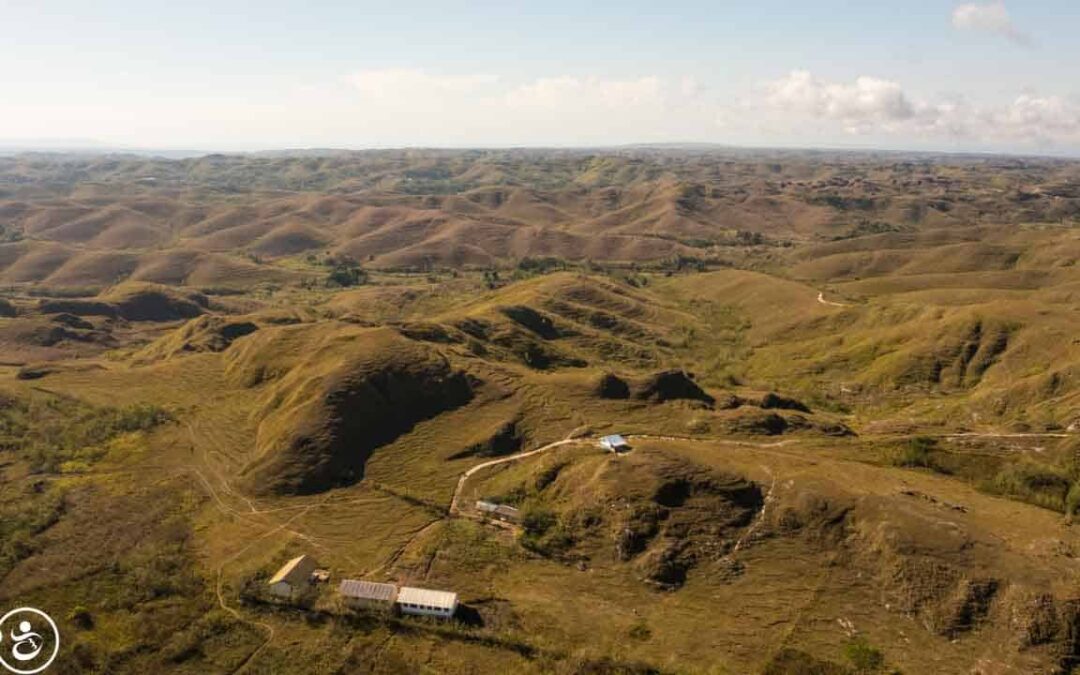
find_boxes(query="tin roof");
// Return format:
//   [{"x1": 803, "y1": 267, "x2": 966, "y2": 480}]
[
  {"x1": 601, "y1": 434, "x2": 629, "y2": 446},
  {"x1": 339, "y1": 579, "x2": 398, "y2": 602},
  {"x1": 477, "y1": 501, "x2": 520, "y2": 517},
  {"x1": 397, "y1": 586, "x2": 458, "y2": 610}
]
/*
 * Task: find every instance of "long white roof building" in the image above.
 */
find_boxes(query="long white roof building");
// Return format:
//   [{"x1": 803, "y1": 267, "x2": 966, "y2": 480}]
[{"x1": 397, "y1": 586, "x2": 458, "y2": 618}]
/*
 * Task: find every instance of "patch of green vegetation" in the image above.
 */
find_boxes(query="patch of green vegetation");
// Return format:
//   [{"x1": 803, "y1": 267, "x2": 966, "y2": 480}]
[
  {"x1": 68, "y1": 605, "x2": 94, "y2": 630},
  {"x1": 483, "y1": 269, "x2": 503, "y2": 289},
  {"x1": 0, "y1": 391, "x2": 171, "y2": 473},
  {"x1": 890, "y1": 436, "x2": 942, "y2": 471},
  {"x1": 0, "y1": 223, "x2": 23, "y2": 242},
  {"x1": 809, "y1": 194, "x2": 876, "y2": 211},
  {"x1": 627, "y1": 619, "x2": 652, "y2": 641},
  {"x1": 519, "y1": 503, "x2": 576, "y2": 556},
  {"x1": 669, "y1": 300, "x2": 750, "y2": 388},
  {"x1": 763, "y1": 648, "x2": 848, "y2": 674},
  {"x1": 521, "y1": 504, "x2": 557, "y2": 537},
  {"x1": 514, "y1": 256, "x2": 568, "y2": 276},
  {"x1": 843, "y1": 637, "x2": 885, "y2": 673},
  {"x1": 0, "y1": 481, "x2": 65, "y2": 578},
  {"x1": 324, "y1": 256, "x2": 369, "y2": 288},
  {"x1": 831, "y1": 221, "x2": 912, "y2": 241},
  {"x1": 980, "y1": 460, "x2": 1073, "y2": 512},
  {"x1": 426, "y1": 520, "x2": 518, "y2": 574},
  {"x1": 1067, "y1": 482, "x2": 1080, "y2": 517}
]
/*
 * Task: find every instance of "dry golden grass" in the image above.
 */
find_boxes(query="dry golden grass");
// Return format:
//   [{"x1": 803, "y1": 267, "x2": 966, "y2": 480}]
[{"x1": 3, "y1": 150, "x2": 1080, "y2": 673}]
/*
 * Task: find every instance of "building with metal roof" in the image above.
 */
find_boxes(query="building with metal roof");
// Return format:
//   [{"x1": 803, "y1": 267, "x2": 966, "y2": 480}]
[
  {"x1": 476, "y1": 500, "x2": 521, "y2": 522},
  {"x1": 599, "y1": 434, "x2": 631, "y2": 453},
  {"x1": 396, "y1": 586, "x2": 459, "y2": 619},
  {"x1": 339, "y1": 579, "x2": 398, "y2": 608}
]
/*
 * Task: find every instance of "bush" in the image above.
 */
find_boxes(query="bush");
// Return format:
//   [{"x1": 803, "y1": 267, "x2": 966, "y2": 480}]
[
  {"x1": 68, "y1": 606, "x2": 94, "y2": 630},
  {"x1": 0, "y1": 485, "x2": 65, "y2": 578},
  {"x1": 325, "y1": 260, "x2": 367, "y2": 287},
  {"x1": 892, "y1": 436, "x2": 937, "y2": 469},
  {"x1": 1067, "y1": 483, "x2": 1080, "y2": 517},
  {"x1": 521, "y1": 506, "x2": 556, "y2": 537},
  {"x1": 516, "y1": 256, "x2": 564, "y2": 274},
  {"x1": 981, "y1": 461, "x2": 1072, "y2": 512},
  {"x1": 519, "y1": 504, "x2": 578, "y2": 557},
  {"x1": 0, "y1": 393, "x2": 172, "y2": 473},
  {"x1": 628, "y1": 619, "x2": 652, "y2": 641},
  {"x1": 844, "y1": 637, "x2": 885, "y2": 673}
]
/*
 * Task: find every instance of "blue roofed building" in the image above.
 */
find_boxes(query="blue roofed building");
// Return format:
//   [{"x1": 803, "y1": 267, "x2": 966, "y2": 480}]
[{"x1": 599, "y1": 434, "x2": 631, "y2": 453}]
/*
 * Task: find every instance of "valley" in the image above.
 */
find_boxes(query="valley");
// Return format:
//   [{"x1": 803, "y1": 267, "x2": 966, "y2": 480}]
[{"x1": 0, "y1": 149, "x2": 1079, "y2": 674}]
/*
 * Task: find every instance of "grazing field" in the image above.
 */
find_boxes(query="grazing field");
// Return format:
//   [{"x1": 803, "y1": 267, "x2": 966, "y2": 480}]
[{"x1": 1, "y1": 149, "x2": 1079, "y2": 673}]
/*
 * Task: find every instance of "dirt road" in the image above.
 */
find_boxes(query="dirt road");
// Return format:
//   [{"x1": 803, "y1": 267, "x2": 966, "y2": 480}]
[
  {"x1": 448, "y1": 432, "x2": 797, "y2": 522},
  {"x1": 449, "y1": 436, "x2": 582, "y2": 516},
  {"x1": 816, "y1": 291, "x2": 849, "y2": 308}
]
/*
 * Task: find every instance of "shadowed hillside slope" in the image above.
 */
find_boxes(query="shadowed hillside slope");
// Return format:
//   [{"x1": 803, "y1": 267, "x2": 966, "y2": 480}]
[{"x1": 3, "y1": 150, "x2": 1080, "y2": 674}]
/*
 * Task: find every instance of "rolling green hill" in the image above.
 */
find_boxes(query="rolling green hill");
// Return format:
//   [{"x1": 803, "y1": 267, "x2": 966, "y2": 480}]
[{"x1": 1, "y1": 150, "x2": 1079, "y2": 674}]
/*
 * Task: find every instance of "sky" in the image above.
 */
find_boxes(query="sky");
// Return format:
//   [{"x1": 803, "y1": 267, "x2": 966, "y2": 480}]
[{"x1": 2, "y1": 0, "x2": 1079, "y2": 154}]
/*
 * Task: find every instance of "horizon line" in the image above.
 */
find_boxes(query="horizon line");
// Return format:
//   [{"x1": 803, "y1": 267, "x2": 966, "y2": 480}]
[{"x1": 3, "y1": 141, "x2": 1079, "y2": 162}]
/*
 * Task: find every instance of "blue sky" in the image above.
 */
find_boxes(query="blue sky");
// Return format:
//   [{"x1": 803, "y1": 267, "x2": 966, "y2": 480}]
[{"x1": 2, "y1": 0, "x2": 1079, "y2": 153}]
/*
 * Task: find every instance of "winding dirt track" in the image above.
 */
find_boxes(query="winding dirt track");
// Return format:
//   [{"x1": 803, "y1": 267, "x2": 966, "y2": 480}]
[
  {"x1": 816, "y1": 291, "x2": 850, "y2": 308},
  {"x1": 448, "y1": 432, "x2": 796, "y2": 521},
  {"x1": 448, "y1": 436, "x2": 582, "y2": 516},
  {"x1": 184, "y1": 414, "x2": 1075, "y2": 671}
]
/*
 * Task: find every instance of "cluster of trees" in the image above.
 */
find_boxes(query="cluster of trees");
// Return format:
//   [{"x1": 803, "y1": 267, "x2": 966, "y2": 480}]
[
  {"x1": 0, "y1": 223, "x2": 23, "y2": 242},
  {"x1": 317, "y1": 254, "x2": 368, "y2": 288},
  {"x1": 0, "y1": 395, "x2": 172, "y2": 579}
]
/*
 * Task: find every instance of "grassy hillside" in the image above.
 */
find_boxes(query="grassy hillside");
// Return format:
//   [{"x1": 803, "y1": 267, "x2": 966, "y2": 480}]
[{"x1": 1, "y1": 150, "x2": 1079, "y2": 674}]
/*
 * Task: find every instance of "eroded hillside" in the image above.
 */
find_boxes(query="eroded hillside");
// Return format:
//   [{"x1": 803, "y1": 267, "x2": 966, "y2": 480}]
[{"x1": 1, "y1": 150, "x2": 1078, "y2": 674}]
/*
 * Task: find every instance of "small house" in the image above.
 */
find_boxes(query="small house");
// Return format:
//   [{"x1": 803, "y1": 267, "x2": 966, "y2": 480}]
[
  {"x1": 267, "y1": 554, "x2": 317, "y2": 599},
  {"x1": 599, "y1": 434, "x2": 631, "y2": 453},
  {"x1": 396, "y1": 586, "x2": 458, "y2": 619},
  {"x1": 476, "y1": 500, "x2": 521, "y2": 523},
  {"x1": 339, "y1": 579, "x2": 398, "y2": 609}
]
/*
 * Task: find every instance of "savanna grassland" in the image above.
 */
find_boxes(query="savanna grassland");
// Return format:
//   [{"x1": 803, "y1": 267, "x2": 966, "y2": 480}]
[{"x1": 1, "y1": 149, "x2": 1079, "y2": 674}]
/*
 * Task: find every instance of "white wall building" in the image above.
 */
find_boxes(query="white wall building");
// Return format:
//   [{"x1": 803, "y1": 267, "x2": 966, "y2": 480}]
[{"x1": 396, "y1": 586, "x2": 458, "y2": 619}]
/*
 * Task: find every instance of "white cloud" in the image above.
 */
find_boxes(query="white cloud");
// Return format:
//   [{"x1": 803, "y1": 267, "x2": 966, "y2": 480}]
[
  {"x1": 9, "y1": 64, "x2": 1077, "y2": 154},
  {"x1": 993, "y1": 95, "x2": 1080, "y2": 141},
  {"x1": 764, "y1": 71, "x2": 915, "y2": 133},
  {"x1": 346, "y1": 69, "x2": 500, "y2": 100},
  {"x1": 952, "y1": 2, "x2": 1030, "y2": 45},
  {"x1": 505, "y1": 75, "x2": 665, "y2": 110},
  {"x1": 744, "y1": 70, "x2": 1080, "y2": 148},
  {"x1": 325, "y1": 70, "x2": 714, "y2": 146}
]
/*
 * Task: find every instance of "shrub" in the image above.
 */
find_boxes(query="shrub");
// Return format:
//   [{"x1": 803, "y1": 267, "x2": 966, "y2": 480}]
[
  {"x1": 325, "y1": 260, "x2": 367, "y2": 287},
  {"x1": 0, "y1": 484, "x2": 65, "y2": 577},
  {"x1": 981, "y1": 461, "x2": 1072, "y2": 512},
  {"x1": 844, "y1": 637, "x2": 885, "y2": 673},
  {"x1": 68, "y1": 606, "x2": 94, "y2": 630},
  {"x1": 893, "y1": 436, "x2": 937, "y2": 469},
  {"x1": 1067, "y1": 483, "x2": 1080, "y2": 517},
  {"x1": 628, "y1": 619, "x2": 652, "y2": 641},
  {"x1": 516, "y1": 256, "x2": 564, "y2": 274},
  {"x1": 521, "y1": 506, "x2": 556, "y2": 537}
]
